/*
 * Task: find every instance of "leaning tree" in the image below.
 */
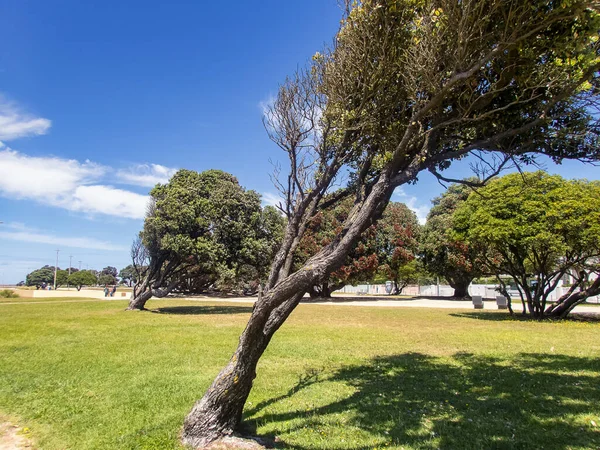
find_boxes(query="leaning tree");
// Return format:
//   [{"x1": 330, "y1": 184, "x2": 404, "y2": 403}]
[
  {"x1": 420, "y1": 182, "x2": 486, "y2": 298},
  {"x1": 127, "y1": 169, "x2": 283, "y2": 310},
  {"x1": 181, "y1": 1, "x2": 600, "y2": 446},
  {"x1": 453, "y1": 171, "x2": 600, "y2": 318}
]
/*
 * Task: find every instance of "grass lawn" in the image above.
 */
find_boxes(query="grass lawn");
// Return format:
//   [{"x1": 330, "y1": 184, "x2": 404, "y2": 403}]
[{"x1": 0, "y1": 299, "x2": 599, "y2": 449}]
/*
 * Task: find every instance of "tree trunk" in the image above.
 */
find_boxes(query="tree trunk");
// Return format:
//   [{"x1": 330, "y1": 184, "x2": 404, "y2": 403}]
[
  {"x1": 182, "y1": 293, "x2": 304, "y2": 447},
  {"x1": 182, "y1": 166, "x2": 400, "y2": 447},
  {"x1": 545, "y1": 276, "x2": 600, "y2": 318},
  {"x1": 449, "y1": 278, "x2": 471, "y2": 299},
  {"x1": 127, "y1": 289, "x2": 152, "y2": 311}
]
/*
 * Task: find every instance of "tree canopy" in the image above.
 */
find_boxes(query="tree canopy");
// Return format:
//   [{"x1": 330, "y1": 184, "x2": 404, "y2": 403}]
[
  {"x1": 101, "y1": 266, "x2": 118, "y2": 278},
  {"x1": 128, "y1": 169, "x2": 285, "y2": 310},
  {"x1": 297, "y1": 199, "x2": 420, "y2": 297},
  {"x1": 68, "y1": 270, "x2": 98, "y2": 291},
  {"x1": 118, "y1": 265, "x2": 136, "y2": 286},
  {"x1": 453, "y1": 171, "x2": 600, "y2": 317},
  {"x1": 421, "y1": 182, "x2": 486, "y2": 297},
  {"x1": 55, "y1": 270, "x2": 69, "y2": 288},
  {"x1": 25, "y1": 266, "x2": 55, "y2": 287}
]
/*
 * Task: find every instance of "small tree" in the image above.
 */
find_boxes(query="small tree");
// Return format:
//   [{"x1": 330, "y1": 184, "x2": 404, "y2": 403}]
[
  {"x1": 68, "y1": 270, "x2": 98, "y2": 291},
  {"x1": 54, "y1": 270, "x2": 69, "y2": 288},
  {"x1": 421, "y1": 183, "x2": 486, "y2": 298},
  {"x1": 376, "y1": 203, "x2": 420, "y2": 294},
  {"x1": 453, "y1": 172, "x2": 600, "y2": 318},
  {"x1": 118, "y1": 265, "x2": 136, "y2": 286},
  {"x1": 25, "y1": 265, "x2": 55, "y2": 288}
]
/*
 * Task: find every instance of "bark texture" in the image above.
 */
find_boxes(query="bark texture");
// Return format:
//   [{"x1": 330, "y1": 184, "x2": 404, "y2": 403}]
[{"x1": 181, "y1": 169, "x2": 400, "y2": 447}]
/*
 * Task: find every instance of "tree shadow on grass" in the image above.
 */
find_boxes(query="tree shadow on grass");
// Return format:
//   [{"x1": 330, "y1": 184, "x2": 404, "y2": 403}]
[
  {"x1": 451, "y1": 311, "x2": 600, "y2": 323},
  {"x1": 152, "y1": 305, "x2": 253, "y2": 315},
  {"x1": 248, "y1": 352, "x2": 600, "y2": 449}
]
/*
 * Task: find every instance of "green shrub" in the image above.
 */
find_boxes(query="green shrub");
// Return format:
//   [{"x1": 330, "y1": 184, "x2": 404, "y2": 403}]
[{"x1": 0, "y1": 289, "x2": 19, "y2": 298}]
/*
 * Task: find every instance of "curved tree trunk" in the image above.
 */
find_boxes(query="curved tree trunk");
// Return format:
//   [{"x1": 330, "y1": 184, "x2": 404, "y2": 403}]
[
  {"x1": 127, "y1": 289, "x2": 153, "y2": 311},
  {"x1": 545, "y1": 276, "x2": 600, "y2": 318},
  {"x1": 181, "y1": 166, "x2": 402, "y2": 447}
]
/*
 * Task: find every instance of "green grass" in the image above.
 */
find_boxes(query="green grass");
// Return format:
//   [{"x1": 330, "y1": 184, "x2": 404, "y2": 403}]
[
  {"x1": 0, "y1": 299, "x2": 599, "y2": 449},
  {"x1": 0, "y1": 296, "x2": 98, "y2": 304}
]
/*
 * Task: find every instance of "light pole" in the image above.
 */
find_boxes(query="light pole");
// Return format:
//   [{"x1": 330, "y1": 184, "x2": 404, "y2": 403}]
[
  {"x1": 68, "y1": 255, "x2": 73, "y2": 290},
  {"x1": 53, "y1": 249, "x2": 60, "y2": 290}
]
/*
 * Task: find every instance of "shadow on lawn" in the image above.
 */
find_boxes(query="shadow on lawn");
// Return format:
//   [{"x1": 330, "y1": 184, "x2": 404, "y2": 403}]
[
  {"x1": 153, "y1": 305, "x2": 253, "y2": 315},
  {"x1": 451, "y1": 311, "x2": 600, "y2": 323},
  {"x1": 248, "y1": 352, "x2": 600, "y2": 449}
]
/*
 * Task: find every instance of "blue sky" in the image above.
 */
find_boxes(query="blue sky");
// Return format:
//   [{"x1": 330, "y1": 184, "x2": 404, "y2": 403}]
[{"x1": 0, "y1": 1, "x2": 598, "y2": 284}]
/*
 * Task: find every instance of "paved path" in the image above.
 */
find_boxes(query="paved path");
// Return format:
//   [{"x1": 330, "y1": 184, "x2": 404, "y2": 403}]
[{"x1": 2, "y1": 295, "x2": 599, "y2": 314}]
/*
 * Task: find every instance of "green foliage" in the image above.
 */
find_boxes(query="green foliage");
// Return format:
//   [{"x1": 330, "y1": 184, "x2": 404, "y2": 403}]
[
  {"x1": 118, "y1": 265, "x2": 136, "y2": 285},
  {"x1": 68, "y1": 270, "x2": 98, "y2": 290},
  {"x1": 55, "y1": 270, "x2": 69, "y2": 288},
  {"x1": 139, "y1": 169, "x2": 285, "y2": 295},
  {"x1": 326, "y1": 0, "x2": 600, "y2": 169},
  {"x1": 453, "y1": 171, "x2": 600, "y2": 316},
  {"x1": 100, "y1": 266, "x2": 118, "y2": 278},
  {"x1": 25, "y1": 266, "x2": 55, "y2": 287},
  {"x1": 98, "y1": 274, "x2": 117, "y2": 286},
  {"x1": 420, "y1": 182, "x2": 485, "y2": 294},
  {"x1": 0, "y1": 289, "x2": 19, "y2": 298}
]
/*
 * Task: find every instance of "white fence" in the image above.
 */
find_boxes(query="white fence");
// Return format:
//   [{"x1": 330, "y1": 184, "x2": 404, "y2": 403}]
[{"x1": 335, "y1": 282, "x2": 600, "y2": 303}]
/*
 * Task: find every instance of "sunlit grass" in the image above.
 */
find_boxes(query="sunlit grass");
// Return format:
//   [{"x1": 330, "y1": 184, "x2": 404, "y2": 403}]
[{"x1": 0, "y1": 299, "x2": 598, "y2": 449}]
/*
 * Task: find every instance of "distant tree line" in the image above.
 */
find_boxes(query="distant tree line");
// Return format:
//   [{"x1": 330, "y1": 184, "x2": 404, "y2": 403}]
[{"x1": 24, "y1": 264, "x2": 139, "y2": 290}]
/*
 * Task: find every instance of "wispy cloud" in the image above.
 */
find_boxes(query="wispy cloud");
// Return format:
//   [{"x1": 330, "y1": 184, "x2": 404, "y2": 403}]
[
  {"x1": 262, "y1": 192, "x2": 283, "y2": 209},
  {"x1": 0, "y1": 146, "x2": 149, "y2": 220},
  {"x1": 115, "y1": 163, "x2": 178, "y2": 188},
  {"x1": 0, "y1": 223, "x2": 127, "y2": 251},
  {"x1": 0, "y1": 95, "x2": 51, "y2": 141},
  {"x1": 393, "y1": 187, "x2": 430, "y2": 225}
]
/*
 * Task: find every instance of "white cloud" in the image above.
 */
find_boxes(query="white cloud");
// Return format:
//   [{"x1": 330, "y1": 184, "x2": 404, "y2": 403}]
[
  {"x1": 71, "y1": 185, "x2": 149, "y2": 219},
  {"x1": 393, "y1": 187, "x2": 430, "y2": 225},
  {"x1": 0, "y1": 223, "x2": 127, "y2": 251},
  {"x1": 0, "y1": 147, "x2": 104, "y2": 198},
  {"x1": 115, "y1": 163, "x2": 178, "y2": 187},
  {"x1": 0, "y1": 147, "x2": 148, "y2": 220},
  {"x1": 0, "y1": 96, "x2": 51, "y2": 141},
  {"x1": 262, "y1": 192, "x2": 283, "y2": 209}
]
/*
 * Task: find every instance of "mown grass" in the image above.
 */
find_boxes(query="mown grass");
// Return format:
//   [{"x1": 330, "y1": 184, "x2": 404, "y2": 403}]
[{"x1": 0, "y1": 299, "x2": 599, "y2": 449}]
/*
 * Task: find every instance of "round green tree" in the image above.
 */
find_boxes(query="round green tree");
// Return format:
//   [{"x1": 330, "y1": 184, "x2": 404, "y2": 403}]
[
  {"x1": 128, "y1": 169, "x2": 284, "y2": 310},
  {"x1": 68, "y1": 270, "x2": 98, "y2": 291},
  {"x1": 453, "y1": 172, "x2": 600, "y2": 318}
]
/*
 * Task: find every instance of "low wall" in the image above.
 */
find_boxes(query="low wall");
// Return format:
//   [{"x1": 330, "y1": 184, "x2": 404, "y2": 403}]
[{"x1": 12, "y1": 288, "x2": 131, "y2": 299}]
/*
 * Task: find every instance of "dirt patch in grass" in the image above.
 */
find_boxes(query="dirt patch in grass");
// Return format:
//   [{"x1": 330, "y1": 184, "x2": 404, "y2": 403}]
[{"x1": 0, "y1": 422, "x2": 33, "y2": 449}]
